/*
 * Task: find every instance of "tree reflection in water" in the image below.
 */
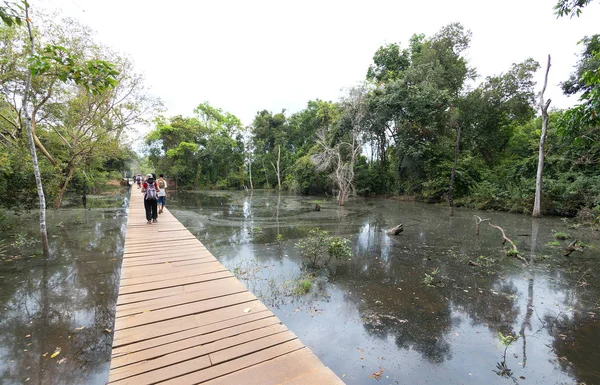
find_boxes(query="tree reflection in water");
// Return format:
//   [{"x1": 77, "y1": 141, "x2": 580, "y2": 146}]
[{"x1": 0, "y1": 207, "x2": 126, "y2": 385}]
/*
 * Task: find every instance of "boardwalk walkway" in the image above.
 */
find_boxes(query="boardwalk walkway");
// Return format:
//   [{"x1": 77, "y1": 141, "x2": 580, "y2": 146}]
[{"x1": 108, "y1": 191, "x2": 344, "y2": 385}]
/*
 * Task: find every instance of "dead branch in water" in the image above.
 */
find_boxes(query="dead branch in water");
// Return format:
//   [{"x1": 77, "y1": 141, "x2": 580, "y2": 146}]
[
  {"x1": 564, "y1": 240, "x2": 584, "y2": 257},
  {"x1": 488, "y1": 223, "x2": 529, "y2": 265},
  {"x1": 474, "y1": 215, "x2": 490, "y2": 235}
]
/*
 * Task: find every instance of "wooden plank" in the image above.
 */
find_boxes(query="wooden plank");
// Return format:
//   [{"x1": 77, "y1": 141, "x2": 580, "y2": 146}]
[
  {"x1": 113, "y1": 300, "x2": 268, "y2": 346},
  {"x1": 209, "y1": 329, "x2": 298, "y2": 364},
  {"x1": 122, "y1": 247, "x2": 210, "y2": 259},
  {"x1": 109, "y1": 355, "x2": 211, "y2": 385},
  {"x1": 115, "y1": 278, "x2": 247, "y2": 318},
  {"x1": 110, "y1": 315, "x2": 280, "y2": 368},
  {"x1": 158, "y1": 340, "x2": 306, "y2": 385},
  {"x1": 120, "y1": 253, "x2": 215, "y2": 265},
  {"x1": 111, "y1": 309, "x2": 274, "y2": 357},
  {"x1": 202, "y1": 348, "x2": 331, "y2": 385},
  {"x1": 121, "y1": 254, "x2": 214, "y2": 267},
  {"x1": 109, "y1": 324, "x2": 289, "y2": 382},
  {"x1": 116, "y1": 286, "x2": 185, "y2": 306},
  {"x1": 117, "y1": 269, "x2": 231, "y2": 296},
  {"x1": 119, "y1": 265, "x2": 226, "y2": 287},
  {"x1": 115, "y1": 291, "x2": 256, "y2": 331}
]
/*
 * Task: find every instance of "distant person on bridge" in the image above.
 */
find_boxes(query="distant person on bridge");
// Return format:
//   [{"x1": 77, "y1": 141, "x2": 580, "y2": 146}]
[
  {"x1": 141, "y1": 174, "x2": 160, "y2": 224},
  {"x1": 157, "y1": 174, "x2": 167, "y2": 214}
]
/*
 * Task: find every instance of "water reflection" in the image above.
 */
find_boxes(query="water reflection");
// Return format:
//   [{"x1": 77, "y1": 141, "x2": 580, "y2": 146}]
[
  {"x1": 0, "y1": 202, "x2": 127, "y2": 385},
  {"x1": 170, "y1": 190, "x2": 600, "y2": 385}
]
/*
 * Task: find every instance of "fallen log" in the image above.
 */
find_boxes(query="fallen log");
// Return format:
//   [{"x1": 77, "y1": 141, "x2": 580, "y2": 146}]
[
  {"x1": 387, "y1": 224, "x2": 404, "y2": 235},
  {"x1": 564, "y1": 240, "x2": 584, "y2": 257}
]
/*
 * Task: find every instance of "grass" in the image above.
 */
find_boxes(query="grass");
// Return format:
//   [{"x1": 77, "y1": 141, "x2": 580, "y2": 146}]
[
  {"x1": 554, "y1": 231, "x2": 570, "y2": 240},
  {"x1": 295, "y1": 279, "x2": 312, "y2": 295}
]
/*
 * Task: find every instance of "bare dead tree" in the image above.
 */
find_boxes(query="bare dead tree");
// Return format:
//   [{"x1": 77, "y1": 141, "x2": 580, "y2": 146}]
[
  {"x1": 488, "y1": 223, "x2": 529, "y2": 265},
  {"x1": 311, "y1": 86, "x2": 366, "y2": 206},
  {"x1": 533, "y1": 55, "x2": 552, "y2": 218},
  {"x1": 270, "y1": 145, "x2": 281, "y2": 191},
  {"x1": 474, "y1": 215, "x2": 490, "y2": 235}
]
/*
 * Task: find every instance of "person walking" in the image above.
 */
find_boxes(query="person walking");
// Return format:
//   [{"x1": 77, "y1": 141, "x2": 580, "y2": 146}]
[
  {"x1": 157, "y1": 174, "x2": 167, "y2": 214},
  {"x1": 141, "y1": 173, "x2": 160, "y2": 224}
]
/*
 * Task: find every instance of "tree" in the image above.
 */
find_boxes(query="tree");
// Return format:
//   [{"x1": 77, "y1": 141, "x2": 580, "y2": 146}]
[
  {"x1": 146, "y1": 103, "x2": 244, "y2": 188},
  {"x1": 533, "y1": 56, "x2": 552, "y2": 218},
  {"x1": 312, "y1": 86, "x2": 366, "y2": 206}
]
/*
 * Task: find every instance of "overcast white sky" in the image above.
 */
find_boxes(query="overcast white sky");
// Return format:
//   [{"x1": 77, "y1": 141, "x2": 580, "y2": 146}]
[{"x1": 39, "y1": 0, "x2": 599, "y2": 127}]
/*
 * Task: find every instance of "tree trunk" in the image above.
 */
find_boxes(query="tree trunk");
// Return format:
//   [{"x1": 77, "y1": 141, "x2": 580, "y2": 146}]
[
  {"x1": 248, "y1": 160, "x2": 253, "y2": 190},
  {"x1": 276, "y1": 145, "x2": 281, "y2": 191},
  {"x1": 82, "y1": 170, "x2": 87, "y2": 208},
  {"x1": 449, "y1": 125, "x2": 461, "y2": 216},
  {"x1": 54, "y1": 166, "x2": 76, "y2": 209},
  {"x1": 22, "y1": 6, "x2": 49, "y2": 253},
  {"x1": 533, "y1": 55, "x2": 551, "y2": 218}
]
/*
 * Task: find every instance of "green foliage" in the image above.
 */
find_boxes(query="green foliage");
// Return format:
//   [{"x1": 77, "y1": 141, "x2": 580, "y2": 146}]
[
  {"x1": 497, "y1": 332, "x2": 518, "y2": 347},
  {"x1": 0, "y1": 1, "x2": 25, "y2": 27},
  {"x1": 146, "y1": 105, "x2": 244, "y2": 189},
  {"x1": 547, "y1": 241, "x2": 561, "y2": 247},
  {"x1": 554, "y1": 231, "x2": 570, "y2": 240},
  {"x1": 554, "y1": 0, "x2": 594, "y2": 17},
  {"x1": 422, "y1": 267, "x2": 440, "y2": 286},
  {"x1": 295, "y1": 228, "x2": 352, "y2": 268},
  {"x1": 474, "y1": 255, "x2": 496, "y2": 268},
  {"x1": 295, "y1": 279, "x2": 312, "y2": 295}
]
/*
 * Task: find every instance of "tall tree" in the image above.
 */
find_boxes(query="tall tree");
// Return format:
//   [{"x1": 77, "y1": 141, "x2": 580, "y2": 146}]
[
  {"x1": 533, "y1": 55, "x2": 552, "y2": 218},
  {"x1": 20, "y1": 2, "x2": 49, "y2": 251}
]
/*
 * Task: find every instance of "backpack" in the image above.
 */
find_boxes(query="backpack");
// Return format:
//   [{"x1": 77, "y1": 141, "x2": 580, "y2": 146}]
[
  {"x1": 145, "y1": 179, "x2": 157, "y2": 201},
  {"x1": 158, "y1": 179, "x2": 166, "y2": 189}
]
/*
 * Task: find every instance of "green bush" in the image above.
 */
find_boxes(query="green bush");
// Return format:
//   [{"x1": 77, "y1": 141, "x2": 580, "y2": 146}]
[{"x1": 295, "y1": 228, "x2": 353, "y2": 268}]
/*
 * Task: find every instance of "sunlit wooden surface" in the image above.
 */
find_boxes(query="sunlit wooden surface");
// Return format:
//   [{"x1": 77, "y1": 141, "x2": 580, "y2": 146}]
[{"x1": 108, "y1": 191, "x2": 344, "y2": 385}]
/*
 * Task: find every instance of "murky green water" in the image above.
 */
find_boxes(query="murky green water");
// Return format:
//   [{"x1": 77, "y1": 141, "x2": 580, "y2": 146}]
[
  {"x1": 0, "y1": 194, "x2": 128, "y2": 385},
  {"x1": 0, "y1": 189, "x2": 598, "y2": 385},
  {"x1": 169, "y1": 190, "x2": 600, "y2": 385}
]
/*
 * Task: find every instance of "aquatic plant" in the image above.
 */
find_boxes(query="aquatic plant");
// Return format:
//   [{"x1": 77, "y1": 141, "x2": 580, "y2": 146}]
[
  {"x1": 422, "y1": 267, "x2": 440, "y2": 286},
  {"x1": 295, "y1": 228, "x2": 352, "y2": 268}
]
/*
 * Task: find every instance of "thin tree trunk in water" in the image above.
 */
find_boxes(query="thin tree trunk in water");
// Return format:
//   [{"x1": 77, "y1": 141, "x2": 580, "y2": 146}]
[
  {"x1": 449, "y1": 126, "x2": 461, "y2": 216},
  {"x1": 22, "y1": 6, "x2": 49, "y2": 253},
  {"x1": 54, "y1": 166, "x2": 76, "y2": 209},
  {"x1": 533, "y1": 55, "x2": 551, "y2": 218},
  {"x1": 248, "y1": 160, "x2": 253, "y2": 190},
  {"x1": 82, "y1": 170, "x2": 87, "y2": 208},
  {"x1": 276, "y1": 145, "x2": 281, "y2": 191},
  {"x1": 262, "y1": 159, "x2": 269, "y2": 187}
]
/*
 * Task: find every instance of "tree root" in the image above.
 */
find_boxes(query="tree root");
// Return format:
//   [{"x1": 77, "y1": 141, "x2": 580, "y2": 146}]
[{"x1": 488, "y1": 223, "x2": 529, "y2": 265}]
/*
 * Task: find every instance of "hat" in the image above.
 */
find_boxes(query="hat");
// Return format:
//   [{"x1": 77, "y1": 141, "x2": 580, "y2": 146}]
[{"x1": 146, "y1": 174, "x2": 153, "y2": 178}]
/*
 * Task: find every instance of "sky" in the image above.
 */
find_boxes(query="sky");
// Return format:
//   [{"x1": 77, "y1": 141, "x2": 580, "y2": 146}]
[{"x1": 39, "y1": 0, "x2": 600, "y2": 128}]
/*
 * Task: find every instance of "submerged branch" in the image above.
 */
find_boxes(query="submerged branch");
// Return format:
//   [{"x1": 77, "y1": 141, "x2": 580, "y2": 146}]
[{"x1": 488, "y1": 223, "x2": 529, "y2": 265}]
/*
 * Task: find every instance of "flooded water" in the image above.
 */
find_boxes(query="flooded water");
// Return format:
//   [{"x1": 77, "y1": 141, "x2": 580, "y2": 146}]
[
  {"x1": 168, "y1": 190, "x2": 600, "y2": 385},
  {"x1": 1, "y1": 189, "x2": 598, "y2": 385},
  {"x1": 0, "y1": 193, "x2": 128, "y2": 385}
]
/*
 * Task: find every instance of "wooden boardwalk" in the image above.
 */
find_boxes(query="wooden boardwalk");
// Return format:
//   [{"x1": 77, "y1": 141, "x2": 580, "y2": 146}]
[{"x1": 108, "y1": 191, "x2": 344, "y2": 385}]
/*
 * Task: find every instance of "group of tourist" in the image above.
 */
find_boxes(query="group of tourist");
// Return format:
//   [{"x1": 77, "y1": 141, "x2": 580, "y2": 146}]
[{"x1": 133, "y1": 174, "x2": 168, "y2": 224}]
